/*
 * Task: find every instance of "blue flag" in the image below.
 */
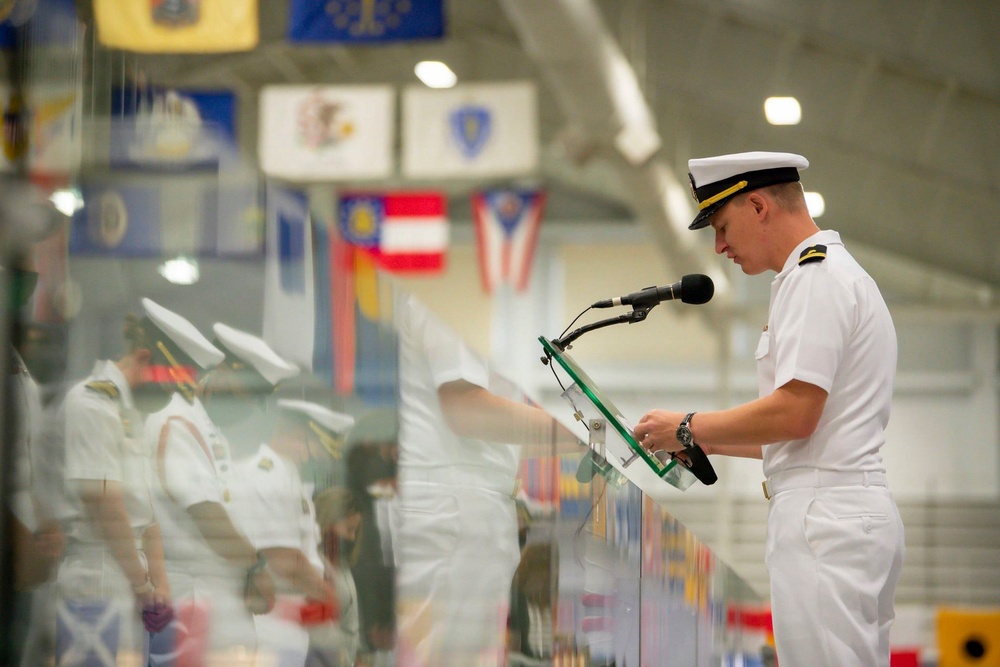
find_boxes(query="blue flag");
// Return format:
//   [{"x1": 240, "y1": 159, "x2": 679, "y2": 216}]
[
  {"x1": 288, "y1": 0, "x2": 444, "y2": 44},
  {"x1": 109, "y1": 86, "x2": 237, "y2": 171}
]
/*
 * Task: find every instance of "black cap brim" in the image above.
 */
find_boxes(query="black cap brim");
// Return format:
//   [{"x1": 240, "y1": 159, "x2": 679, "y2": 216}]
[{"x1": 689, "y1": 199, "x2": 726, "y2": 230}]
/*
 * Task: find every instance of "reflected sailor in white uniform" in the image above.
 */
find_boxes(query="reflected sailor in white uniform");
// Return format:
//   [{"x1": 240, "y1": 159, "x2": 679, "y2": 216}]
[
  {"x1": 392, "y1": 292, "x2": 582, "y2": 667},
  {"x1": 51, "y1": 299, "x2": 196, "y2": 666},
  {"x1": 143, "y1": 305, "x2": 277, "y2": 664}
]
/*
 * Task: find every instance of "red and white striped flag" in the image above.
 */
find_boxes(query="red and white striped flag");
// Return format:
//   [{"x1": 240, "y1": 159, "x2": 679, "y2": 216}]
[
  {"x1": 472, "y1": 189, "x2": 545, "y2": 293},
  {"x1": 338, "y1": 191, "x2": 448, "y2": 274}
]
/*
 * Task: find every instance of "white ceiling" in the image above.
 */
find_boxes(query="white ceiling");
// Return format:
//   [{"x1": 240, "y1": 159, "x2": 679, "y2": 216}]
[{"x1": 93, "y1": 0, "x2": 1000, "y2": 296}]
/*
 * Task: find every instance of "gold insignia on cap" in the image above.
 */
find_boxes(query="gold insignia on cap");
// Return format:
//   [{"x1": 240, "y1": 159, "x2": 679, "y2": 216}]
[
  {"x1": 258, "y1": 457, "x2": 274, "y2": 471},
  {"x1": 85, "y1": 380, "x2": 120, "y2": 399},
  {"x1": 688, "y1": 173, "x2": 698, "y2": 202},
  {"x1": 798, "y1": 244, "x2": 827, "y2": 266},
  {"x1": 698, "y1": 180, "x2": 749, "y2": 211},
  {"x1": 310, "y1": 420, "x2": 342, "y2": 460}
]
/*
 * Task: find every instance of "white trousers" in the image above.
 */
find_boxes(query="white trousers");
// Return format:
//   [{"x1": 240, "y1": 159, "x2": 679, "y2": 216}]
[
  {"x1": 766, "y1": 485, "x2": 904, "y2": 667},
  {"x1": 392, "y1": 482, "x2": 520, "y2": 667}
]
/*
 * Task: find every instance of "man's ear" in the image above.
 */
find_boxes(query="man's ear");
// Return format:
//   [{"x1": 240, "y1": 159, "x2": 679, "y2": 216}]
[{"x1": 747, "y1": 191, "x2": 767, "y2": 216}]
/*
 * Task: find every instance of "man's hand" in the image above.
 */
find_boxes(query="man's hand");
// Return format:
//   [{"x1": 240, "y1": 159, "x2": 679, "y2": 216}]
[
  {"x1": 244, "y1": 566, "x2": 276, "y2": 615},
  {"x1": 633, "y1": 410, "x2": 687, "y2": 454}
]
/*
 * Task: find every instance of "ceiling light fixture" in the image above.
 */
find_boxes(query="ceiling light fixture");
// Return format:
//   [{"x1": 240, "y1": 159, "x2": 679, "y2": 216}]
[
  {"x1": 49, "y1": 188, "x2": 84, "y2": 216},
  {"x1": 805, "y1": 191, "x2": 825, "y2": 218},
  {"x1": 158, "y1": 255, "x2": 200, "y2": 285},
  {"x1": 764, "y1": 96, "x2": 802, "y2": 125},
  {"x1": 415, "y1": 61, "x2": 457, "y2": 89}
]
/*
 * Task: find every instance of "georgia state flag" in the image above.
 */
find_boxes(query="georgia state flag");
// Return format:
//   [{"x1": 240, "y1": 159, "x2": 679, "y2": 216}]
[{"x1": 471, "y1": 189, "x2": 546, "y2": 293}]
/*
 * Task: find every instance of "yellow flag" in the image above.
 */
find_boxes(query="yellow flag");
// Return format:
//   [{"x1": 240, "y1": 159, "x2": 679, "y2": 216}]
[{"x1": 94, "y1": 0, "x2": 258, "y2": 53}]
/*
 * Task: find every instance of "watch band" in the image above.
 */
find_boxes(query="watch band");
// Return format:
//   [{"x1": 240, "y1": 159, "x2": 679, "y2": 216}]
[{"x1": 677, "y1": 412, "x2": 697, "y2": 448}]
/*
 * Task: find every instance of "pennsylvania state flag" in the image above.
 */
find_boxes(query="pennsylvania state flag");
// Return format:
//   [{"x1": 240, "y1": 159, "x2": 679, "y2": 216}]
[
  {"x1": 288, "y1": 0, "x2": 444, "y2": 44},
  {"x1": 94, "y1": 0, "x2": 258, "y2": 53}
]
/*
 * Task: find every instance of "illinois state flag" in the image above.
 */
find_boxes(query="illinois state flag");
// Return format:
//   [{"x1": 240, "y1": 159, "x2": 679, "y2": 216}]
[
  {"x1": 93, "y1": 0, "x2": 258, "y2": 53},
  {"x1": 402, "y1": 81, "x2": 538, "y2": 179},
  {"x1": 288, "y1": 0, "x2": 444, "y2": 44},
  {"x1": 338, "y1": 192, "x2": 448, "y2": 274},
  {"x1": 259, "y1": 85, "x2": 394, "y2": 181},
  {"x1": 472, "y1": 189, "x2": 545, "y2": 292}
]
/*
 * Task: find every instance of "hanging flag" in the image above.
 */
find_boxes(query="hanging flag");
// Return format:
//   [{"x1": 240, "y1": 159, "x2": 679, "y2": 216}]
[
  {"x1": 338, "y1": 191, "x2": 448, "y2": 274},
  {"x1": 92, "y1": 0, "x2": 258, "y2": 53},
  {"x1": 258, "y1": 84, "x2": 394, "y2": 181},
  {"x1": 67, "y1": 178, "x2": 262, "y2": 258},
  {"x1": 28, "y1": 82, "x2": 82, "y2": 185},
  {"x1": 472, "y1": 189, "x2": 545, "y2": 293},
  {"x1": 109, "y1": 86, "x2": 237, "y2": 171},
  {"x1": 402, "y1": 81, "x2": 538, "y2": 179},
  {"x1": 287, "y1": 0, "x2": 444, "y2": 44},
  {"x1": 263, "y1": 184, "x2": 315, "y2": 374}
]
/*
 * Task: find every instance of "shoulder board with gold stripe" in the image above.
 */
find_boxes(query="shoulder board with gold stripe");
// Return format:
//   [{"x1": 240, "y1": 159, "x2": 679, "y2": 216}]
[
  {"x1": 85, "y1": 380, "x2": 120, "y2": 399},
  {"x1": 798, "y1": 244, "x2": 827, "y2": 266},
  {"x1": 258, "y1": 457, "x2": 274, "y2": 471}
]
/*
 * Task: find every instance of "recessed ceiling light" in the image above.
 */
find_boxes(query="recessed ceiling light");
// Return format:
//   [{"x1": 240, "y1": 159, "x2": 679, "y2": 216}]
[
  {"x1": 158, "y1": 256, "x2": 200, "y2": 285},
  {"x1": 805, "y1": 191, "x2": 825, "y2": 218},
  {"x1": 415, "y1": 61, "x2": 457, "y2": 89},
  {"x1": 764, "y1": 96, "x2": 801, "y2": 125},
  {"x1": 49, "y1": 188, "x2": 84, "y2": 216}
]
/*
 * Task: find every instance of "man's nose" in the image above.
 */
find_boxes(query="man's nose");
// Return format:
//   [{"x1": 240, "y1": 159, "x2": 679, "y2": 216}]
[{"x1": 714, "y1": 230, "x2": 727, "y2": 254}]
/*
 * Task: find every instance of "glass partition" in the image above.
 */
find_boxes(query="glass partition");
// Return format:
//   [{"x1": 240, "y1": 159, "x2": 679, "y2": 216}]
[{"x1": 1, "y1": 4, "x2": 764, "y2": 666}]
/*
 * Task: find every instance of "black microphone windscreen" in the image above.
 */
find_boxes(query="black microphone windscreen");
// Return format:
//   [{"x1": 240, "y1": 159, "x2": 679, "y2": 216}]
[{"x1": 680, "y1": 274, "x2": 714, "y2": 305}]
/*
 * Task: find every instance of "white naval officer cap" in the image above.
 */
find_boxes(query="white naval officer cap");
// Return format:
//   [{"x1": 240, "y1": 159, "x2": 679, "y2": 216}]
[
  {"x1": 277, "y1": 399, "x2": 355, "y2": 436},
  {"x1": 687, "y1": 151, "x2": 809, "y2": 230},
  {"x1": 212, "y1": 323, "x2": 299, "y2": 387},
  {"x1": 278, "y1": 399, "x2": 355, "y2": 459},
  {"x1": 141, "y1": 297, "x2": 224, "y2": 369}
]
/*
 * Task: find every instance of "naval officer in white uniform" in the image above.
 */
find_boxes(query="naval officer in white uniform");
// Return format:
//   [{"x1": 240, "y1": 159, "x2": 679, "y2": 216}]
[
  {"x1": 634, "y1": 152, "x2": 904, "y2": 667},
  {"x1": 143, "y1": 305, "x2": 278, "y2": 664}
]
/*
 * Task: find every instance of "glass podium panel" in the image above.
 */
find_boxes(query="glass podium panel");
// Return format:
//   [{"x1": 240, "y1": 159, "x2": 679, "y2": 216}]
[
  {"x1": 1, "y1": 6, "x2": 765, "y2": 665},
  {"x1": 540, "y1": 336, "x2": 698, "y2": 492}
]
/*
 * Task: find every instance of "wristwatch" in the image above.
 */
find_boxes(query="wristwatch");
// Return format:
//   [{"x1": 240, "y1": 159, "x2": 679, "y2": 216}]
[{"x1": 676, "y1": 412, "x2": 697, "y2": 448}]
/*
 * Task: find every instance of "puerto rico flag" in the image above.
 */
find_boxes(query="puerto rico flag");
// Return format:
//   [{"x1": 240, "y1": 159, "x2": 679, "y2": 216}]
[
  {"x1": 471, "y1": 189, "x2": 545, "y2": 293},
  {"x1": 338, "y1": 191, "x2": 448, "y2": 274}
]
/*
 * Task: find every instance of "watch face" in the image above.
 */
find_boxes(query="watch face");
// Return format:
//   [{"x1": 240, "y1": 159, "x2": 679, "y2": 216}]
[{"x1": 676, "y1": 425, "x2": 694, "y2": 447}]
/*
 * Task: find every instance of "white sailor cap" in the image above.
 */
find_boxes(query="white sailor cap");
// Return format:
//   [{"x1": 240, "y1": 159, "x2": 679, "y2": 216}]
[
  {"x1": 687, "y1": 151, "x2": 809, "y2": 230},
  {"x1": 277, "y1": 399, "x2": 355, "y2": 435},
  {"x1": 141, "y1": 297, "x2": 224, "y2": 369},
  {"x1": 212, "y1": 323, "x2": 299, "y2": 387}
]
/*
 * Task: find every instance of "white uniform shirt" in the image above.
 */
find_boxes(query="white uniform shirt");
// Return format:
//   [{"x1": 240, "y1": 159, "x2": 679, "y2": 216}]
[
  {"x1": 63, "y1": 360, "x2": 153, "y2": 542},
  {"x1": 758, "y1": 230, "x2": 897, "y2": 477},
  {"x1": 231, "y1": 443, "x2": 324, "y2": 576},
  {"x1": 395, "y1": 292, "x2": 519, "y2": 476},
  {"x1": 10, "y1": 349, "x2": 42, "y2": 529},
  {"x1": 145, "y1": 393, "x2": 236, "y2": 573}
]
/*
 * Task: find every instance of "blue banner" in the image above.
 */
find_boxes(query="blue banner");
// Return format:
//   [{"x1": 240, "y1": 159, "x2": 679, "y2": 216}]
[
  {"x1": 288, "y1": 0, "x2": 444, "y2": 44},
  {"x1": 70, "y1": 179, "x2": 263, "y2": 258},
  {"x1": 0, "y1": 0, "x2": 77, "y2": 49},
  {"x1": 109, "y1": 86, "x2": 237, "y2": 171}
]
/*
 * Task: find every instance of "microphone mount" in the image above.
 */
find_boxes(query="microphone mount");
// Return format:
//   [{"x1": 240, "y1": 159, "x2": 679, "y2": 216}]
[{"x1": 542, "y1": 305, "x2": 654, "y2": 364}]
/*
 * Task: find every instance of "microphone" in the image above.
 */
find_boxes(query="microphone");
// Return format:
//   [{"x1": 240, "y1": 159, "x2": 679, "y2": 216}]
[{"x1": 591, "y1": 274, "x2": 714, "y2": 309}]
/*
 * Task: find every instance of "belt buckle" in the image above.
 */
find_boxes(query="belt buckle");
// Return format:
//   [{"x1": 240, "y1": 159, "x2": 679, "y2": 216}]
[{"x1": 762, "y1": 480, "x2": 772, "y2": 500}]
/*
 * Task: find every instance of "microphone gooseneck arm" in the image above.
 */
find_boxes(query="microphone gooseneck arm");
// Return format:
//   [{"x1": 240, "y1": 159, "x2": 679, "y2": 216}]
[{"x1": 548, "y1": 307, "x2": 651, "y2": 354}]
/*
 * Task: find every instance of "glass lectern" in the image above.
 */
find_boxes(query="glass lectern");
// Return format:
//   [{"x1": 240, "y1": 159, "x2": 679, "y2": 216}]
[{"x1": 540, "y1": 336, "x2": 699, "y2": 491}]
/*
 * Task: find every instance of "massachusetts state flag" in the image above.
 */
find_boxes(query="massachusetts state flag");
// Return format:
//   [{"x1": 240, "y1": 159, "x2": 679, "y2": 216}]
[
  {"x1": 288, "y1": 0, "x2": 444, "y2": 44},
  {"x1": 338, "y1": 192, "x2": 448, "y2": 274},
  {"x1": 472, "y1": 189, "x2": 545, "y2": 292},
  {"x1": 402, "y1": 82, "x2": 538, "y2": 179}
]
